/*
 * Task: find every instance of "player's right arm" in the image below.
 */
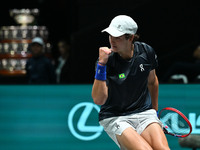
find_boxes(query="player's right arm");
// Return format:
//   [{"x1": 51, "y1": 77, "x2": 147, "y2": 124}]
[{"x1": 92, "y1": 47, "x2": 111, "y2": 105}]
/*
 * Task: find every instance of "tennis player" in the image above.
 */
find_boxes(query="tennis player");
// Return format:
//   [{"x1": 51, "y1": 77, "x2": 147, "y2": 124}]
[{"x1": 92, "y1": 15, "x2": 170, "y2": 150}]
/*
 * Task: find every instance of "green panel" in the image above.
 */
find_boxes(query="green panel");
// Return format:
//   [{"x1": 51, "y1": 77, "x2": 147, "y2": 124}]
[
  {"x1": 0, "y1": 85, "x2": 117, "y2": 150},
  {"x1": 159, "y1": 84, "x2": 200, "y2": 150},
  {"x1": 0, "y1": 84, "x2": 200, "y2": 150}
]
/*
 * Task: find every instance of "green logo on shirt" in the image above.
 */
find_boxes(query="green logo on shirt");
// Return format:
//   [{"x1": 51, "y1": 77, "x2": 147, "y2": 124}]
[{"x1": 119, "y1": 73, "x2": 125, "y2": 79}]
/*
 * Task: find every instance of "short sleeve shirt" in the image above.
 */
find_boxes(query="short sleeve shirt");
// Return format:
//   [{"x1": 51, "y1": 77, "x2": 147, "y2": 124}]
[{"x1": 99, "y1": 41, "x2": 158, "y2": 121}]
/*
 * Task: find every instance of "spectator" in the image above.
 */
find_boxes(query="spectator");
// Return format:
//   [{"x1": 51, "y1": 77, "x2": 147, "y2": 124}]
[
  {"x1": 193, "y1": 45, "x2": 200, "y2": 62},
  {"x1": 55, "y1": 39, "x2": 71, "y2": 84},
  {"x1": 160, "y1": 45, "x2": 200, "y2": 83},
  {"x1": 25, "y1": 37, "x2": 56, "y2": 84}
]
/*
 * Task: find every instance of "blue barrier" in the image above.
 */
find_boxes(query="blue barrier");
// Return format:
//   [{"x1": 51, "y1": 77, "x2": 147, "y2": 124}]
[{"x1": 0, "y1": 84, "x2": 199, "y2": 150}]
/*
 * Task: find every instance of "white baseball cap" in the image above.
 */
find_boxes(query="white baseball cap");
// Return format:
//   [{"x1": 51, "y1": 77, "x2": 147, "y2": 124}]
[
  {"x1": 102, "y1": 15, "x2": 138, "y2": 37},
  {"x1": 31, "y1": 37, "x2": 44, "y2": 46}
]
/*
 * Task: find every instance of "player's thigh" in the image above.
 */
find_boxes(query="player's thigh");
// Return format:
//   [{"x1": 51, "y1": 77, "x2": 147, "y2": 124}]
[
  {"x1": 116, "y1": 127, "x2": 153, "y2": 150},
  {"x1": 141, "y1": 123, "x2": 170, "y2": 150}
]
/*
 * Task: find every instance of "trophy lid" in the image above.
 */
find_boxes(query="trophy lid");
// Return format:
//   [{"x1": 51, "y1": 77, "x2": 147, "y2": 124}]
[{"x1": 9, "y1": 9, "x2": 39, "y2": 26}]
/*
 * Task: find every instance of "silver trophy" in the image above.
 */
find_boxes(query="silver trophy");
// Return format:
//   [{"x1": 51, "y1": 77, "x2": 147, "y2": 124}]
[{"x1": 10, "y1": 8, "x2": 39, "y2": 26}]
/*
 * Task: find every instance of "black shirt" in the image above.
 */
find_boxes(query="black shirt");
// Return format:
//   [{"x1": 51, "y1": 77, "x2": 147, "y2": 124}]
[
  {"x1": 25, "y1": 55, "x2": 56, "y2": 84},
  {"x1": 99, "y1": 41, "x2": 158, "y2": 121},
  {"x1": 54, "y1": 56, "x2": 72, "y2": 84}
]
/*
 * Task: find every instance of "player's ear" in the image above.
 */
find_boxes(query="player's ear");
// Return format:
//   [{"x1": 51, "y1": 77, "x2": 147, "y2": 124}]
[{"x1": 129, "y1": 35, "x2": 134, "y2": 42}]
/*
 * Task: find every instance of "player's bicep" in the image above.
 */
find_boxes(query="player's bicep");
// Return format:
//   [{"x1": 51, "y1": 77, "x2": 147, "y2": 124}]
[{"x1": 148, "y1": 69, "x2": 156, "y2": 85}]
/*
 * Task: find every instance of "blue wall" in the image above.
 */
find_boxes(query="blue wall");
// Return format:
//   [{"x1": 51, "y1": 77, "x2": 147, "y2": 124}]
[{"x1": 0, "y1": 85, "x2": 199, "y2": 150}]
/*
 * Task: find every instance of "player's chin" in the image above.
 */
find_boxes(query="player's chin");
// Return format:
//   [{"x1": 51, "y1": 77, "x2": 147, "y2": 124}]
[{"x1": 111, "y1": 48, "x2": 118, "y2": 52}]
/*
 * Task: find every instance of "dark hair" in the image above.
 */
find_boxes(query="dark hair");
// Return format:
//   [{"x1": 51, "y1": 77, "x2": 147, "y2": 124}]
[{"x1": 125, "y1": 34, "x2": 140, "y2": 42}]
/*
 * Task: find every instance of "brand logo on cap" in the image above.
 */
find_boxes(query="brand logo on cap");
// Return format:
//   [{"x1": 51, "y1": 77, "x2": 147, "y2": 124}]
[{"x1": 117, "y1": 25, "x2": 121, "y2": 29}]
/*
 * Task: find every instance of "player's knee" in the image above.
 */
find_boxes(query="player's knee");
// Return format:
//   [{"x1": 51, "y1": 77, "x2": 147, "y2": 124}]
[
  {"x1": 153, "y1": 144, "x2": 170, "y2": 150},
  {"x1": 123, "y1": 144, "x2": 153, "y2": 150}
]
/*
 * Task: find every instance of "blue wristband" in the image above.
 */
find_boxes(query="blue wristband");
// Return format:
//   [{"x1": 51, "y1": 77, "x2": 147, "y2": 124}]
[
  {"x1": 95, "y1": 63, "x2": 106, "y2": 81},
  {"x1": 157, "y1": 111, "x2": 159, "y2": 117}
]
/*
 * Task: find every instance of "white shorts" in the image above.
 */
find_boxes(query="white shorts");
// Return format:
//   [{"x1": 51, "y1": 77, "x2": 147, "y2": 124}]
[{"x1": 99, "y1": 109, "x2": 163, "y2": 148}]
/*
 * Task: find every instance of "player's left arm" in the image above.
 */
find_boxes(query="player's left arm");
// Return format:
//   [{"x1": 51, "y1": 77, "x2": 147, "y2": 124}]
[{"x1": 148, "y1": 69, "x2": 159, "y2": 111}]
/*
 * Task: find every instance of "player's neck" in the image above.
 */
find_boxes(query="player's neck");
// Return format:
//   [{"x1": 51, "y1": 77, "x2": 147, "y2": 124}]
[{"x1": 119, "y1": 44, "x2": 134, "y2": 60}]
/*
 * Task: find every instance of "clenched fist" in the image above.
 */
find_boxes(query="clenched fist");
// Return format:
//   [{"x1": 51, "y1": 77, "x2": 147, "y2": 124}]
[{"x1": 99, "y1": 47, "x2": 112, "y2": 65}]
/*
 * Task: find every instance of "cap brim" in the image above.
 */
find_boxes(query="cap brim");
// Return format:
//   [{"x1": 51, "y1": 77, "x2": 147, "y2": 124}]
[
  {"x1": 31, "y1": 42, "x2": 43, "y2": 45},
  {"x1": 101, "y1": 27, "x2": 125, "y2": 37}
]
